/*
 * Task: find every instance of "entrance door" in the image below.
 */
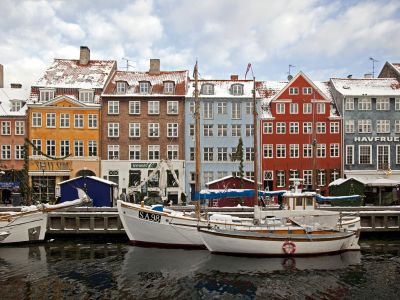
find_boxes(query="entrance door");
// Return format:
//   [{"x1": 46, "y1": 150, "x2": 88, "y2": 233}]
[{"x1": 377, "y1": 145, "x2": 390, "y2": 170}]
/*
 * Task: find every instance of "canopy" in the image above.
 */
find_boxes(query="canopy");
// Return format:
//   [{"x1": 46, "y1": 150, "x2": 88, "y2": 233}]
[{"x1": 193, "y1": 189, "x2": 287, "y2": 201}]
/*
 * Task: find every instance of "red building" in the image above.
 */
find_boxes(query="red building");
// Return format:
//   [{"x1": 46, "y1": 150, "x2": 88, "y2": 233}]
[{"x1": 259, "y1": 72, "x2": 341, "y2": 195}]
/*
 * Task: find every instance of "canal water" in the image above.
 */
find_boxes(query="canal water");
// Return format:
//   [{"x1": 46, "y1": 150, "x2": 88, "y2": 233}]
[{"x1": 1, "y1": 236, "x2": 400, "y2": 299}]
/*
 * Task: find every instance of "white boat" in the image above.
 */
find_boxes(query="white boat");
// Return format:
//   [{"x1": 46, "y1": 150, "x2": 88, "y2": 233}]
[{"x1": 0, "y1": 188, "x2": 90, "y2": 244}]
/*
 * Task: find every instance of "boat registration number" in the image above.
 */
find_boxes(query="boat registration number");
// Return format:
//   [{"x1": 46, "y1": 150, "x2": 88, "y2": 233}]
[{"x1": 138, "y1": 211, "x2": 161, "y2": 223}]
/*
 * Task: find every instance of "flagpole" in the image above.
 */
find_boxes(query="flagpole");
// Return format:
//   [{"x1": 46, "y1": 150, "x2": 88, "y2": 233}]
[
  {"x1": 252, "y1": 73, "x2": 258, "y2": 206},
  {"x1": 194, "y1": 61, "x2": 201, "y2": 218}
]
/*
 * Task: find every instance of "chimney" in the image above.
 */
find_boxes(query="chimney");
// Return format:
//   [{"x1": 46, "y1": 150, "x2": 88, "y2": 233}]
[
  {"x1": 149, "y1": 59, "x2": 160, "y2": 73},
  {"x1": 364, "y1": 73, "x2": 373, "y2": 79},
  {"x1": 0, "y1": 64, "x2": 3, "y2": 88},
  {"x1": 231, "y1": 75, "x2": 239, "y2": 80},
  {"x1": 10, "y1": 83, "x2": 22, "y2": 89},
  {"x1": 79, "y1": 46, "x2": 90, "y2": 65}
]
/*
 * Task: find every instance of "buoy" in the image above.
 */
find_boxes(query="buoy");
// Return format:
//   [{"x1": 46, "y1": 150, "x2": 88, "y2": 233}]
[{"x1": 282, "y1": 240, "x2": 296, "y2": 255}]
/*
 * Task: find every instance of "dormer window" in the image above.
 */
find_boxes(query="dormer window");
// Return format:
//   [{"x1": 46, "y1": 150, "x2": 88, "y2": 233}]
[
  {"x1": 163, "y1": 81, "x2": 175, "y2": 94},
  {"x1": 39, "y1": 88, "x2": 55, "y2": 102},
  {"x1": 201, "y1": 84, "x2": 214, "y2": 95},
  {"x1": 116, "y1": 81, "x2": 127, "y2": 94},
  {"x1": 79, "y1": 89, "x2": 95, "y2": 102},
  {"x1": 10, "y1": 100, "x2": 23, "y2": 112},
  {"x1": 231, "y1": 84, "x2": 244, "y2": 96},
  {"x1": 140, "y1": 81, "x2": 151, "y2": 94}
]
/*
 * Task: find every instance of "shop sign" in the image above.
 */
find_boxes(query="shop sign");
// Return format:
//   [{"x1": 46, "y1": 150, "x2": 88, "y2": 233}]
[
  {"x1": 354, "y1": 136, "x2": 400, "y2": 143},
  {"x1": 0, "y1": 182, "x2": 20, "y2": 189},
  {"x1": 33, "y1": 161, "x2": 72, "y2": 171},
  {"x1": 131, "y1": 162, "x2": 158, "y2": 169}
]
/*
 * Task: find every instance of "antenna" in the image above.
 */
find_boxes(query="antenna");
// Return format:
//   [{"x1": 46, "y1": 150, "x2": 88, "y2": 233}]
[
  {"x1": 288, "y1": 64, "x2": 295, "y2": 81},
  {"x1": 122, "y1": 57, "x2": 136, "y2": 71},
  {"x1": 369, "y1": 57, "x2": 378, "y2": 78}
]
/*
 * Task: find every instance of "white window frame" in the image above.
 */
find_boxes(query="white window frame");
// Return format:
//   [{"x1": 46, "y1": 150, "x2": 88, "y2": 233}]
[
  {"x1": 129, "y1": 123, "x2": 140, "y2": 138},
  {"x1": 60, "y1": 113, "x2": 70, "y2": 128},
  {"x1": 303, "y1": 144, "x2": 312, "y2": 158},
  {"x1": 1, "y1": 145, "x2": 11, "y2": 160},
  {"x1": 263, "y1": 122, "x2": 273, "y2": 134},
  {"x1": 74, "y1": 140, "x2": 84, "y2": 157},
  {"x1": 60, "y1": 140, "x2": 70, "y2": 157},
  {"x1": 358, "y1": 119, "x2": 372, "y2": 133},
  {"x1": 330, "y1": 143, "x2": 339, "y2": 157},
  {"x1": 167, "y1": 101, "x2": 179, "y2": 114},
  {"x1": 218, "y1": 124, "x2": 227, "y2": 137},
  {"x1": 129, "y1": 145, "x2": 141, "y2": 160},
  {"x1": 88, "y1": 140, "x2": 97, "y2": 157},
  {"x1": 231, "y1": 124, "x2": 241, "y2": 137},
  {"x1": 376, "y1": 120, "x2": 390, "y2": 134},
  {"x1": 290, "y1": 144, "x2": 299, "y2": 158},
  {"x1": 167, "y1": 145, "x2": 179, "y2": 160},
  {"x1": 289, "y1": 122, "x2": 299, "y2": 134},
  {"x1": 108, "y1": 123, "x2": 120, "y2": 138},
  {"x1": 303, "y1": 122, "x2": 312, "y2": 134},
  {"x1": 316, "y1": 144, "x2": 326, "y2": 158},
  {"x1": 276, "y1": 103, "x2": 285, "y2": 114},
  {"x1": 346, "y1": 145, "x2": 354, "y2": 165},
  {"x1": 79, "y1": 89, "x2": 94, "y2": 102},
  {"x1": 15, "y1": 120, "x2": 25, "y2": 135},
  {"x1": 46, "y1": 113, "x2": 56, "y2": 128},
  {"x1": 232, "y1": 102, "x2": 242, "y2": 119},
  {"x1": 163, "y1": 81, "x2": 174, "y2": 94},
  {"x1": 358, "y1": 98, "x2": 372, "y2": 110},
  {"x1": 276, "y1": 122, "x2": 286, "y2": 134},
  {"x1": 316, "y1": 103, "x2": 325, "y2": 114},
  {"x1": 290, "y1": 103, "x2": 298, "y2": 114},
  {"x1": 276, "y1": 144, "x2": 286, "y2": 158},
  {"x1": 376, "y1": 98, "x2": 390, "y2": 110},
  {"x1": 108, "y1": 145, "x2": 120, "y2": 160},
  {"x1": 217, "y1": 102, "x2": 227, "y2": 114},
  {"x1": 116, "y1": 82, "x2": 127, "y2": 94},
  {"x1": 15, "y1": 145, "x2": 24, "y2": 160},
  {"x1": 303, "y1": 87, "x2": 312, "y2": 94},
  {"x1": 330, "y1": 122, "x2": 340, "y2": 134},
  {"x1": 148, "y1": 101, "x2": 160, "y2": 114},
  {"x1": 74, "y1": 114, "x2": 84, "y2": 128},
  {"x1": 303, "y1": 103, "x2": 312, "y2": 114},
  {"x1": 263, "y1": 144, "x2": 273, "y2": 158},
  {"x1": 345, "y1": 120, "x2": 355, "y2": 133},
  {"x1": 359, "y1": 145, "x2": 372, "y2": 164},
  {"x1": 129, "y1": 101, "x2": 141, "y2": 114},
  {"x1": 231, "y1": 84, "x2": 244, "y2": 95},
  {"x1": 148, "y1": 123, "x2": 160, "y2": 137},
  {"x1": 345, "y1": 98, "x2": 354, "y2": 110},
  {"x1": 289, "y1": 87, "x2": 299, "y2": 95},
  {"x1": 167, "y1": 123, "x2": 179, "y2": 138},
  {"x1": 39, "y1": 88, "x2": 55, "y2": 102},
  {"x1": 204, "y1": 102, "x2": 213, "y2": 119},
  {"x1": 140, "y1": 82, "x2": 151, "y2": 94},
  {"x1": 88, "y1": 114, "x2": 98, "y2": 129},
  {"x1": 1, "y1": 121, "x2": 11, "y2": 135}
]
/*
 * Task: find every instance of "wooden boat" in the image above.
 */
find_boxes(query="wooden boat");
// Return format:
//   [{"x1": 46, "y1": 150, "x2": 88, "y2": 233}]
[{"x1": 0, "y1": 188, "x2": 89, "y2": 244}]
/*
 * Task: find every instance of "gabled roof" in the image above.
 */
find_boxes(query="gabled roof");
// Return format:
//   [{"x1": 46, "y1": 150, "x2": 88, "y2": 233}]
[
  {"x1": 187, "y1": 79, "x2": 258, "y2": 98},
  {"x1": 103, "y1": 70, "x2": 188, "y2": 96},
  {"x1": 330, "y1": 77, "x2": 400, "y2": 96},
  {"x1": 206, "y1": 175, "x2": 257, "y2": 186},
  {"x1": 27, "y1": 95, "x2": 100, "y2": 108},
  {"x1": 0, "y1": 87, "x2": 29, "y2": 116}
]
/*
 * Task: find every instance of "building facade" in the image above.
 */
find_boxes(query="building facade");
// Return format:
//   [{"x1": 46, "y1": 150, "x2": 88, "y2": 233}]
[{"x1": 101, "y1": 59, "x2": 188, "y2": 204}]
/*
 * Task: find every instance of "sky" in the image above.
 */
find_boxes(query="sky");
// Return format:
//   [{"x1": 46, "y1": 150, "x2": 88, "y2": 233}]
[{"x1": 1, "y1": 0, "x2": 400, "y2": 89}]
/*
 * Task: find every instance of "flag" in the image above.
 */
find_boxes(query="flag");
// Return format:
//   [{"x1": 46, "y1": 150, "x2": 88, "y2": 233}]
[
  {"x1": 193, "y1": 60, "x2": 198, "y2": 78},
  {"x1": 245, "y1": 63, "x2": 252, "y2": 79}
]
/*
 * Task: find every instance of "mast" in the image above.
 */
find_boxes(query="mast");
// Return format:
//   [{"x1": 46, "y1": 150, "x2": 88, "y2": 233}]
[
  {"x1": 252, "y1": 76, "x2": 258, "y2": 206},
  {"x1": 194, "y1": 61, "x2": 201, "y2": 217}
]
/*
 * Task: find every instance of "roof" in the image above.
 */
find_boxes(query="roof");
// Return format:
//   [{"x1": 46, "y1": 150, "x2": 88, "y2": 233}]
[
  {"x1": 206, "y1": 175, "x2": 260, "y2": 186},
  {"x1": 330, "y1": 77, "x2": 400, "y2": 96},
  {"x1": 58, "y1": 176, "x2": 117, "y2": 186},
  {"x1": 389, "y1": 63, "x2": 400, "y2": 75},
  {"x1": 0, "y1": 87, "x2": 29, "y2": 116},
  {"x1": 187, "y1": 79, "x2": 258, "y2": 98},
  {"x1": 103, "y1": 70, "x2": 188, "y2": 96},
  {"x1": 34, "y1": 59, "x2": 117, "y2": 89}
]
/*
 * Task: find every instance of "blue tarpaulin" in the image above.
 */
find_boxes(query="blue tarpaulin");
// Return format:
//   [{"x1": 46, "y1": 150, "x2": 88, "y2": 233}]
[{"x1": 193, "y1": 189, "x2": 287, "y2": 201}]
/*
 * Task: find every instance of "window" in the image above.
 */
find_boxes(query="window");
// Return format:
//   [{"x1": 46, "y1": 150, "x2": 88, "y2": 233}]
[
  {"x1": 276, "y1": 144, "x2": 286, "y2": 158},
  {"x1": 377, "y1": 145, "x2": 390, "y2": 170},
  {"x1": 395, "y1": 120, "x2": 400, "y2": 133},
  {"x1": 396, "y1": 98, "x2": 400, "y2": 110},
  {"x1": 88, "y1": 114, "x2": 98, "y2": 128},
  {"x1": 15, "y1": 145, "x2": 24, "y2": 160},
  {"x1": 330, "y1": 122, "x2": 339, "y2": 134},
  {"x1": 358, "y1": 120, "x2": 372, "y2": 133},
  {"x1": 204, "y1": 124, "x2": 214, "y2": 137},
  {"x1": 60, "y1": 140, "x2": 70, "y2": 157},
  {"x1": 116, "y1": 82, "x2": 126, "y2": 94},
  {"x1": 245, "y1": 147, "x2": 254, "y2": 161},
  {"x1": 245, "y1": 102, "x2": 253, "y2": 114},
  {"x1": 148, "y1": 101, "x2": 160, "y2": 114},
  {"x1": 129, "y1": 145, "x2": 141, "y2": 160},
  {"x1": 189, "y1": 147, "x2": 195, "y2": 161},
  {"x1": 276, "y1": 122, "x2": 286, "y2": 134},
  {"x1": 330, "y1": 143, "x2": 339, "y2": 157},
  {"x1": 189, "y1": 101, "x2": 195, "y2": 114},
  {"x1": 289, "y1": 170, "x2": 300, "y2": 179},
  {"x1": 316, "y1": 122, "x2": 326, "y2": 134},
  {"x1": 39, "y1": 89, "x2": 55, "y2": 101},
  {"x1": 290, "y1": 103, "x2": 298, "y2": 114},
  {"x1": 331, "y1": 169, "x2": 340, "y2": 182},
  {"x1": 204, "y1": 102, "x2": 213, "y2": 119},
  {"x1": 129, "y1": 101, "x2": 140, "y2": 114},
  {"x1": 217, "y1": 171, "x2": 228, "y2": 179},
  {"x1": 60, "y1": 113, "x2": 70, "y2": 128},
  {"x1": 217, "y1": 102, "x2": 227, "y2": 114},
  {"x1": 376, "y1": 120, "x2": 390, "y2": 133},
  {"x1": 74, "y1": 114, "x2": 84, "y2": 128},
  {"x1": 345, "y1": 98, "x2": 354, "y2": 110},
  {"x1": 246, "y1": 124, "x2": 253, "y2": 136},
  {"x1": 79, "y1": 89, "x2": 94, "y2": 102},
  {"x1": 204, "y1": 147, "x2": 213, "y2": 161},
  {"x1": 316, "y1": 103, "x2": 325, "y2": 114},
  {"x1": 46, "y1": 113, "x2": 56, "y2": 128},
  {"x1": 232, "y1": 102, "x2": 241, "y2": 119},
  {"x1": 108, "y1": 145, "x2": 119, "y2": 160},
  {"x1": 108, "y1": 123, "x2": 119, "y2": 137},
  {"x1": 359, "y1": 145, "x2": 371, "y2": 164},
  {"x1": 1, "y1": 121, "x2": 10, "y2": 135},
  {"x1": 46, "y1": 140, "x2": 56, "y2": 156},
  {"x1": 263, "y1": 144, "x2": 273, "y2": 158},
  {"x1": 304, "y1": 170, "x2": 312, "y2": 186},
  {"x1": 303, "y1": 87, "x2": 312, "y2": 94},
  {"x1": 167, "y1": 101, "x2": 178, "y2": 114},
  {"x1": 231, "y1": 124, "x2": 241, "y2": 137},
  {"x1": 15, "y1": 121, "x2": 25, "y2": 135},
  {"x1": 1, "y1": 145, "x2": 11, "y2": 159},
  {"x1": 10, "y1": 101, "x2": 23, "y2": 112},
  {"x1": 231, "y1": 84, "x2": 244, "y2": 95},
  {"x1": 108, "y1": 101, "x2": 119, "y2": 114},
  {"x1": 32, "y1": 139, "x2": 42, "y2": 156},
  {"x1": 277, "y1": 170, "x2": 286, "y2": 187},
  {"x1": 164, "y1": 81, "x2": 174, "y2": 94},
  {"x1": 204, "y1": 172, "x2": 214, "y2": 184},
  {"x1": 276, "y1": 103, "x2": 285, "y2": 114},
  {"x1": 129, "y1": 123, "x2": 140, "y2": 137},
  {"x1": 303, "y1": 144, "x2": 312, "y2": 158},
  {"x1": 376, "y1": 98, "x2": 390, "y2": 110},
  {"x1": 218, "y1": 124, "x2": 227, "y2": 137},
  {"x1": 317, "y1": 170, "x2": 326, "y2": 186},
  {"x1": 88, "y1": 141, "x2": 97, "y2": 157},
  {"x1": 289, "y1": 122, "x2": 299, "y2": 134},
  {"x1": 289, "y1": 87, "x2": 299, "y2": 95},
  {"x1": 396, "y1": 145, "x2": 400, "y2": 164},
  {"x1": 217, "y1": 147, "x2": 228, "y2": 161},
  {"x1": 74, "y1": 140, "x2": 84, "y2": 157},
  {"x1": 263, "y1": 122, "x2": 273, "y2": 134},
  {"x1": 148, "y1": 123, "x2": 159, "y2": 137},
  {"x1": 317, "y1": 144, "x2": 326, "y2": 157},
  {"x1": 345, "y1": 120, "x2": 355, "y2": 133},
  {"x1": 358, "y1": 98, "x2": 371, "y2": 110},
  {"x1": 290, "y1": 144, "x2": 299, "y2": 158},
  {"x1": 303, "y1": 122, "x2": 312, "y2": 134},
  {"x1": 201, "y1": 84, "x2": 214, "y2": 95},
  {"x1": 167, "y1": 145, "x2": 179, "y2": 160},
  {"x1": 189, "y1": 124, "x2": 195, "y2": 136},
  {"x1": 346, "y1": 145, "x2": 354, "y2": 165},
  {"x1": 303, "y1": 103, "x2": 312, "y2": 114},
  {"x1": 140, "y1": 82, "x2": 150, "y2": 94},
  {"x1": 167, "y1": 123, "x2": 178, "y2": 137}
]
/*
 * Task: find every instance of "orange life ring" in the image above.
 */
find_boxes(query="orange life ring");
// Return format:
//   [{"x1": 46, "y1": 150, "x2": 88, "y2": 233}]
[{"x1": 282, "y1": 240, "x2": 296, "y2": 255}]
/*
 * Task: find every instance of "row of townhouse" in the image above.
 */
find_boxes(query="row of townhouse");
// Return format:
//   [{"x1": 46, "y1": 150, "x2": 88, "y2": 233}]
[{"x1": 1, "y1": 46, "x2": 400, "y2": 204}]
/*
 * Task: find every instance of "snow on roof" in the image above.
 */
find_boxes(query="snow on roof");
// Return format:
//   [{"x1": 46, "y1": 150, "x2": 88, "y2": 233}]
[
  {"x1": 257, "y1": 80, "x2": 287, "y2": 105},
  {"x1": 206, "y1": 175, "x2": 255, "y2": 186},
  {"x1": 390, "y1": 63, "x2": 400, "y2": 74},
  {"x1": 103, "y1": 70, "x2": 188, "y2": 96},
  {"x1": 314, "y1": 81, "x2": 334, "y2": 102},
  {"x1": 330, "y1": 78, "x2": 400, "y2": 96},
  {"x1": 58, "y1": 176, "x2": 117, "y2": 186},
  {"x1": 187, "y1": 79, "x2": 257, "y2": 98},
  {"x1": 34, "y1": 59, "x2": 117, "y2": 89},
  {"x1": 0, "y1": 87, "x2": 29, "y2": 116}
]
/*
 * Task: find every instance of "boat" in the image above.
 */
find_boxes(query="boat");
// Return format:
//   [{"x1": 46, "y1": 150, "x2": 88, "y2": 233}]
[{"x1": 0, "y1": 188, "x2": 90, "y2": 244}]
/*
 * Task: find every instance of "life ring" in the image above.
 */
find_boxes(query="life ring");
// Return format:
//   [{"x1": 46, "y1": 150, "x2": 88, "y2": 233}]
[{"x1": 282, "y1": 240, "x2": 296, "y2": 255}]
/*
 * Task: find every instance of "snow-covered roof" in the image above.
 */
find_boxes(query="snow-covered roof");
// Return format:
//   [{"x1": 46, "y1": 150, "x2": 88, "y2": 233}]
[
  {"x1": 256, "y1": 80, "x2": 287, "y2": 119},
  {"x1": 330, "y1": 78, "x2": 400, "y2": 96},
  {"x1": 206, "y1": 175, "x2": 255, "y2": 186},
  {"x1": 34, "y1": 59, "x2": 117, "y2": 89},
  {"x1": 0, "y1": 87, "x2": 29, "y2": 116},
  {"x1": 390, "y1": 63, "x2": 400, "y2": 75},
  {"x1": 187, "y1": 79, "x2": 258, "y2": 98},
  {"x1": 58, "y1": 176, "x2": 117, "y2": 186},
  {"x1": 103, "y1": 70, "x2": 188, "y2": 96},
  {"x1": 314, "y1": 81, "x2": 334, "y2": 102}
]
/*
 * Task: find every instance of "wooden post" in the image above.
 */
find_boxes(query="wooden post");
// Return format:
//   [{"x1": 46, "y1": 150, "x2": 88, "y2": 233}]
[{"x1": 194, "y1": 62, "x2": 201, "y2": 218}]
